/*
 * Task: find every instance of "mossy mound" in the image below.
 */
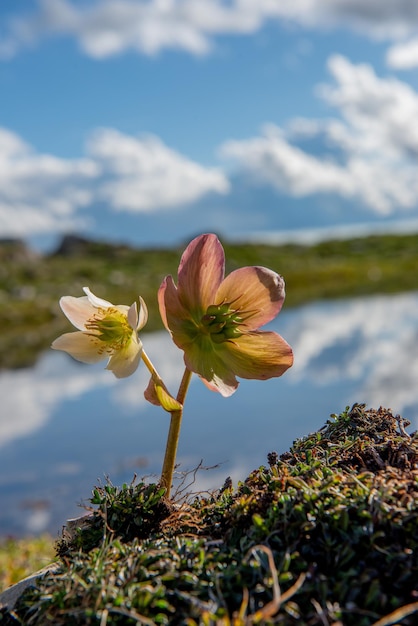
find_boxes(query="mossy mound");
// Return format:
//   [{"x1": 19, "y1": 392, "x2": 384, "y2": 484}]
[{"x1": 4, "y1": 405, "x2": 418, "y2": 625}]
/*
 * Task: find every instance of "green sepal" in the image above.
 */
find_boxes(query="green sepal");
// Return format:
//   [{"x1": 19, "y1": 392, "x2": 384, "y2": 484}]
[{"x1": 154, "y1": 377, "x2": 183, "y2": 412}]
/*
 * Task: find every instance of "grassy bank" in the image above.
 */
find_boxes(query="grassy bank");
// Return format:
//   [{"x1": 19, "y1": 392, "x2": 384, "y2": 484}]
[{"x1": 1, "y1": 232, "x2": 418, "y2": 369}]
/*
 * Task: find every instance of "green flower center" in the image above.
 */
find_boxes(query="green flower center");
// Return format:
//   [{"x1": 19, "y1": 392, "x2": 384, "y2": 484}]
[
  {"x1": 200, "y1": 302, "x2": 243, "y2": 344},
  {"x1": 85, "y1": 308, "x2": 133, "y2": 351}
]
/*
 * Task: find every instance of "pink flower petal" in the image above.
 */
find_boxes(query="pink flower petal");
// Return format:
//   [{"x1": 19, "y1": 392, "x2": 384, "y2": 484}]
[
  {"x1": 220, "y1": 331, "x2": 293, "y2": 380},
  {"x1": 199, "y1": 372, "x2": 239, "y2": 397},
  {"x1": 158, "y1": 276, "x2": 181, "y2": 331},
  {"x1": 144, "y1": 377, "x2": 161, "y2": 406},
  {"x1": 158, "y1": 276, "x2": 197, "y2": 345},
  {"x1": 51, "y1": 332, "x2": 107, "y2": 363},
  {"x1": 182, "y1": 338, "x2": 239, "y2": 397},
  {"x1": 177, "y1": 234, "x2": 225, "y2": 315},
  {"x1": 215, "y1": 266, "x2": 285, "y2": 329}
]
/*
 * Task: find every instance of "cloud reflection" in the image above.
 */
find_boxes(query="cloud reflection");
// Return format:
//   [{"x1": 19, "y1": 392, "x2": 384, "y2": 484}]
[
  {"x1": 0, "y1": 294, "x2": 418, "y2": 446},
  {"x1": 0, "y1": 291, "x2": 417, "y2": 535},
  {"x1": 1, "y1": 292, "x2": 417, "y2": 449},
  {"x1": 0, "y1": 352, "x2": 114, "y2": 448},
  {"x1": 284, "y1": 292, "x2": 418, "y2": 421}
]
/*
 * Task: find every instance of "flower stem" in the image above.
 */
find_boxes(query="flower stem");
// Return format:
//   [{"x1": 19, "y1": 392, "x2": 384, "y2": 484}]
[
  {"x1": 141, "y1": 348, "x2": 159, "y2": 378},
  {"x1": 160, "y1": 367, "x2": 193, "y2": 498}
]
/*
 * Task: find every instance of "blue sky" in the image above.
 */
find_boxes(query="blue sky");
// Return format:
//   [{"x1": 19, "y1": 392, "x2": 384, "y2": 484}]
[{"x1": 1, "y1": 0, "x2": 418, "y2": 250}]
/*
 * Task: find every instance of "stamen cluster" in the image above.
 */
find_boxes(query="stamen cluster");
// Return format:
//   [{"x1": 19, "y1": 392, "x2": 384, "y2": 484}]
[
  {"x1": 200, "y1": 303, "x2": 243, "y2": 343},
  {"x1": 85, "y1": 308, "x2": 133, "y2": 352}
]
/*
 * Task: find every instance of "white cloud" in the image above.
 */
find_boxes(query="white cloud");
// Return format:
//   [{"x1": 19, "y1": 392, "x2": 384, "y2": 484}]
[
  {"x1": 295, "y1": 0, "x2": 418, "y2": 41},
  {"x1": 221, "y1": 124, "x2": 354, "y2": 197},
  {"x1": 319, "y1": 55, "x2": 418, "y2": 158},
  {"x1": 2, "y1": 0, "x2": 418, "y2": 60},
  {"x1": 87, "y1": 128, "x2": 229, "y2": 212},
  {"x1": 386, "y1": 37, "x2": 418, "y2": 69},
  {"x1": 0, "y1": 128, "x2": 98, "y2": 237},
  {"x1": 221, "y1": 55, "x2": 418, "y2": 215},
  {"x1": 0, "y1": 126, "x2": 229, "y2": 238}
]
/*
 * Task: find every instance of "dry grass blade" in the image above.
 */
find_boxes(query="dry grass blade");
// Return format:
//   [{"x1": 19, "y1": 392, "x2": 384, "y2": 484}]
[
  {"x1": 247, "y1": 544, "x2": 306, "y2": 624},
  {"x1": 370, "y1": 602, "x2": 418, "y2": 626}
]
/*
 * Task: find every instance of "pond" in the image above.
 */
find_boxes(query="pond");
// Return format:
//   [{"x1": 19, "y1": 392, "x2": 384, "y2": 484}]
[{"x1": 1, "y1": 291, "x2": 418, "y2": 537}]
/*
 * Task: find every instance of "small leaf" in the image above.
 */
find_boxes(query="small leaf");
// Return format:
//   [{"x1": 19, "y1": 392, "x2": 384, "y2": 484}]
[
  {"x1": 154, "y1": 379, "x2": 183, "y2": 412},
  {"x1": 252, "y1": 513, "x2": 265, "y2": 528},
  {"x1": 144, "y1": 375, "x2": 183, "y2": 412}
]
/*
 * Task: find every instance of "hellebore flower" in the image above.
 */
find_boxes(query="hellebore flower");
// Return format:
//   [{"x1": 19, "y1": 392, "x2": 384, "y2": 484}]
[
  {"x1": 52, "y1": 287, "x2": 148, "y2": 378},
  {"x1": 158, "y1": 233, "x2": 293, "y2": 396}
]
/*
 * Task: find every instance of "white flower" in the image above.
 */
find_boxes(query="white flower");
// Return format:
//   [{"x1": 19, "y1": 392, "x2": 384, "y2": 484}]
[{"x1": 51, "y1": 287, "x2": 148, "y2": 378}]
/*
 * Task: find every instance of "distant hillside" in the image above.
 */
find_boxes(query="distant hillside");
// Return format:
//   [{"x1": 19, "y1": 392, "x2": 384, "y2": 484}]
[{"x1": 1, "y1": 232, "x2": 417, "y2": 369}]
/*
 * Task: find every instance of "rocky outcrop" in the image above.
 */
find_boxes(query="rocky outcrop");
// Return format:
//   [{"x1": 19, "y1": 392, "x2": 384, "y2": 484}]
[{"x1": 0, "y1": 239, "x2": 39, "y2": 263}]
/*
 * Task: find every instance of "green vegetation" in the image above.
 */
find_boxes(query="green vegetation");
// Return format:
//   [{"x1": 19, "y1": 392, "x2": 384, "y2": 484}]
[
  {"x1": 1, "y1": 232, "x2": 418, "y2": 370},
  {"x1": 0, "y1": 535, "x2": 56, "y2": 592},
  {"x1": 2, "y1": 405, "x2": 417, "y2": 625}
]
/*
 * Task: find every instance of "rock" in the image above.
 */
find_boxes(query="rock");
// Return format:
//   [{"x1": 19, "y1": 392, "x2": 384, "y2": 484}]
[
  {"x1": 0, "y1": 239, "x2": 39, "y2": 263},
  {"x1": 51, "y1": 233, "x2": 93, "y2": 256},
  {"x1": 0, "y1": 514, "x2": 91, "y2": 612},
  {"x1": 0, "y1": 563, "x2": 59, "y2": 611}
]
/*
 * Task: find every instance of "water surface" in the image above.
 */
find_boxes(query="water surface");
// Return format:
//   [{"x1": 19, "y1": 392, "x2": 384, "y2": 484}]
[{"x1": 1, "y1": 292, "x2": 417, "y2": 536}]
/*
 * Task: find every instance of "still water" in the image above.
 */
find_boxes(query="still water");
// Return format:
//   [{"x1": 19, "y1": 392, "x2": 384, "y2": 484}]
[{"x1": 1, "y1": 291, "x2": 418, "y2": 537}]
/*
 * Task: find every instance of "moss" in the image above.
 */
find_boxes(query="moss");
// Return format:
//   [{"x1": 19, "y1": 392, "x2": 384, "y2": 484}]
[{"x1": 6, "y1": 405, "x2": 418, "y2": 625}]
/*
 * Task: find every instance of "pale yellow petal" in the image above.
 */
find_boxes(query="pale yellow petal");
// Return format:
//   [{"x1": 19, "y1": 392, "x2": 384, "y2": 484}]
[
  {"x1": 51, "y1": 332, "x2": 107, "y2": 363},
  {"x1": 59, "y1": 296, "x2": 97, "y2": 331},
  {"x1": 106, "y1": 335, "x2": 142, "y2": 378},
  {"x1": 137, "y1": 296, "x2": 148, "y2": 330},
  {"x1": 83, "y1": 287, "x2": 113, "y2": 308},
  {"x1": 127, "y1": 301, "x2": 138, "y2": 330}
]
